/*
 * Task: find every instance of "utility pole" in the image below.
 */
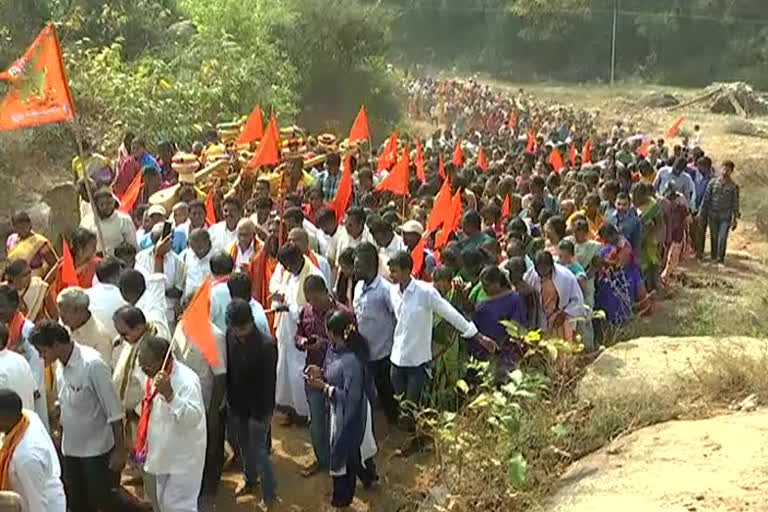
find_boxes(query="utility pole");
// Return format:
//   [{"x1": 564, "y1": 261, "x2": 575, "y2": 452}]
[{"x1": 611, "y1": 0, "x2": 618, "y2": 86}]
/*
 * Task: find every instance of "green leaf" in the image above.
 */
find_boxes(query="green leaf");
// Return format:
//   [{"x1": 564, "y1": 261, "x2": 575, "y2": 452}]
[
  {"x1": 456, "y1": 379, "x2": 469, "y2": 394},
  {"x1": 507, "y1": 453, "x2": 528, "y2": 488}
]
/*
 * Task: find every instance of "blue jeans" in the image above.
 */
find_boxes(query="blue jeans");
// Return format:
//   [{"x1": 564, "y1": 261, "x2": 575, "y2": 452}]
[
  {"x1": 709, "y1": 217, "x2": 731, "y2": 262},
  {"x1": 305, "y1": 383, "x2": 330, "y2": 469},
  {"x1": 229, "y1": 414, "x2": 277, "y2": 503},
  {"x1": 390, "y1": 363, "x2": 429, "y2": 407}
]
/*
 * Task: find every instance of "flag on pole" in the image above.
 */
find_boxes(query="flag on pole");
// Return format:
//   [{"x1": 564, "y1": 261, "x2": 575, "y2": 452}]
[
  {"x1": 568, "y1": 145, "x2": 578, "y2": 166},
  {"x1": 247, "y1": 114, "x2": 280, "y2": 169},
  {"x1": 636, "y1": 138, "x2": 652, "y2": 157},
  {"x1": 411, "y1": 236, "x2": 428, "y2": 277},
  {"x1": 181, "y1": 277, "x2": 219, "y2": 366},
  {"x1": 415, "y1": 139, "x2": 426, "y2": 183},
  {"x1": 59, "y1": 239, "x2": 79, "y2": 288},
  {"x1": 331, "y1": 156, "x2": 353, "y2": 222},
  {"x1": 376, "y1": 145, "x2": 410, "y2": 195},
  {"x1": 666, "y1": 116, "x2": 685, "y2": 138},
  {"x1": 477, "y1": 146, "x2": 489, "y2": 171},
  {"x1": 452, "y1": 140, "x2": 464, "y2": 168},
  {"x1": 426, "y1": 177, "x2": 453, "y2": 233},
  {"x1": 118, "y1": 172, "x2": 143, "y2": 213},
  {"x1": 348, "y1": 105, "x2": 370, "y2": 143},
  {"x1": 377, "y1": 131, "x2": 399, "y2": 172},
  {"x1": 236, "y1": 105, "x2": 264, "y2": 146},
  {"x1": 205, "y1": 190, "x2": 217, "y2": 226},
  {"x1": 582, "y1": 140, "x2": 593, "y2": 163},
  {"x1": 501, "y1": 194, "x2": 511, "y2": 220},
  {"x1": 508, "y1": 110, "x2": 516, "y2": 131},
  {"x1": 0, "y1": 24, "x2": 76, "y2": 131},
  {"x1": 549, "y1": 147, "x2": 565, "y2": 172},
  {"x1": 435, "y1": 191, "x2": 462, "y2": 249},
  {"x1": 525, "y1": 130, "x2": 536, "y2": 153},
  {"x1": 438, "y1": 155, "x2": 446, "y2": 181}
]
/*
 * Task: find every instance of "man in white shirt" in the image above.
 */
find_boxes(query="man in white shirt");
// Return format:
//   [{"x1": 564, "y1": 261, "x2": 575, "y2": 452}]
[
  {"x1": 181, "y1": 228, "x2": 214, "y2": 302},
  {"x1": 337, "y1": 207, "x2": 374, "y2": 266},
  {"x1": 86, "y1": 257, "x2": 128, "y2": 341},
  {"x1": 208, "y1": 196, "x2": 242, "y2": 252},
  {"x1": 370, "y1": 218, "x2": 407, "y2": 272},
  {"x1": 209, "y1": 252, "x2": 236, "y2": 335},
  {"x1": 80, "y1": 187, "x2": 137, "y2": 256},
  {"x1": 119, "y1": 269, "x2": 171, "y2": 340},
  {"x1": 137, "y1": 336, "x2": 206, "y2": 512},
  {"x1": 287, "y1": 228, "x2": 332, "y2": 287},
  {"x1": 57, "y1": 287, "x2": 114, "y2": 366},
  {"x1": 135, "y1": 223, "x2": 185, "y2": 328},
  {"x1": 29, "y1": 322, "x2": 135, "y2": 512},
  {"x1": 0, "y1": 390, "x2": 66, "y2": 512},
  {"x1": 0, "y1": 325, "x2": 36, "y2": 412},
  {"x1": 385, "y1": 252, "x2": 496, "y2": 428},
  {"x1": 283, "y1": 207, "x2": 321, "y2": 254}
]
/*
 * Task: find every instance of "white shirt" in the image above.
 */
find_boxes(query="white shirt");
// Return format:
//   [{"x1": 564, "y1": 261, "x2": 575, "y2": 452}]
[
  {"x1": 136, "y1": 273, "x2": 171, "y2": 340},
  {"x1": 0, "y1": 349, "x2": 36, "y2": 411},
  {"x1": 310, "y1": 252, "x2": 333, "y2": 288},
  {"x1": 335, "y1": 225, "x2": 374, "y2": 266},
  {"x1": 135, "y1": 248, "x2": 185, "y2": 295},
  {"x1": 19, "y1": 322, "x2": 47, "y2": 429},
  {"x1": 524, "y1": 264, "x2": 586, "y2": 330},
  {"x1": 144, "y1": 361, "x2": 207, "y2": 476},
  {"x1": 80, "y1": 210, "x2": 137, "y2": 256},
  {"x1": 69, "y1": 315, "x2": 115, "y2": 368},
  {"x1": 233, "y1": 241, "x2": 255, "y2": 268},
  {"x1": 378, "y1": 233, "x2": 407, "y2": 270},
  {"x1": 387, "y1": 279, "x2": 478, "y2": 367},
  {"x1": 85, "y1": 282, "x2": 127, "y2": 341},
  {"x1": 181, "y1": 248, "x2": 212, "y2": 300},
  {"x1": 58, "y1": 343, "x2": 124, "y2": 457},
  {"x1": 173, "y1": 322, "x2": 226, "y2": 410},
  {"x1": 9, "y1": 411, "x2": 66, "y2": 512},
  {"x1": 207, "y1": 221, "x2": 237, "y2": 252},
  {"x1": 209, "y1": 280, "x2": 231, "y2": 335}
]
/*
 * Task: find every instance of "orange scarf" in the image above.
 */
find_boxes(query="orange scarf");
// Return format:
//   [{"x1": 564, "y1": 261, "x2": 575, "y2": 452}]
[
  {"x1": 0, "y1": 412, "x2": 30, "y2": 490},
  {"x1": 132, "y1": 360, "x2": 173, "y2": 464},
  {"x1": 7, "y1": 312, "x2": 26, "y2": 351}
]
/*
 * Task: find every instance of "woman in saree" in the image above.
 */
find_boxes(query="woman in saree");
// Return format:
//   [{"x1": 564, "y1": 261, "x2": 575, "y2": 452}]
[
  {"x1": 568, "y1": 219, "x2": 602, "y2": 349},
  {"x1": 4, "y1": 260, "x2": 57, "y2": 323},
  {"x1": 50, "y1": 228, "x2": 102, "y2": 294},
  {"x1": 632, "y1": 183, "x2": 665, "y2": 291},
  {"x1": 5, "y1": 212, "x2": 57, "y2": 279}
]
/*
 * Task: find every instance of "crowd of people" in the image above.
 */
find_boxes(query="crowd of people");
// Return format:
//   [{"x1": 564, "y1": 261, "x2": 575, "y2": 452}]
[{"x1": 0, "y1": 75, "x2": 742, "y2": 512}]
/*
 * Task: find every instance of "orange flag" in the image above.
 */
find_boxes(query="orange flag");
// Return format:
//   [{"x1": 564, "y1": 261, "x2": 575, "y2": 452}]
[
  {"x1": 508, "y1": 110, "x2": 516, "y2": 131},
  {"x1": 438, "y1": 155, "x2": 446, "y2": 181},
  {"x1": 501, "y1": 194, "x2": 511, "y2": 220},
  {"x1": 666, "y1": 116, "x2": 685, "y2": 138},
  {"x1": 426, "y1": 177, "x2": 453, "y2": 233},
  {"x1": 181, "y1": 276, "x2": 219, "y2": 366},
  {"x1": 476, "y1": 146, "x2": 489, "y2": 171},
  {"x1": 331, "y1": 156, "x2": 353, "y2": 223},
  {"x1": 118, "y1": 172, "x2": 143, "y2": 213},
  {"x1": 569, "y1": 145, "x2": 578, "y2": 166},
  {"x1": 411, "y1": 236, "x2": 428, "y2": 277},
  {"x1": 549, "y1": 147, "x2": 565, "y2": 172},
  {"x1": 636, "y1": 138, "x2": 652, "y2": 157},
  {"x1": 247, "y1": 114, "x2": 280, "y2": 169},
  {"x1": 59, "y1": 238, "x2": 79, "y2": 288},
  {"x1": 236, "y1": 106, "x2": 264, "y2": 146},
  {"x1": 582, "y1": 140, "x2": 593, "y2": 163},
  {"x1": 349, "y1": 105, "x2": 370, "y2": 143},
  {"x1": 452, "y1": 140, "x2": 464, "y2": 168},
  {"x1": 0, "y1": 25, "x2": 76, "y2": 131},
  {"x1": 435, "y1": 190, "x2": 462, "y2": 249},
  {"x1": 205, "y1": 190, "x2": 217, "y2": 226},
  {"x1": 525, "y1": 130, "x2": 536, "y2": 153},
  {"x1": 415, "y1": 139, "x2": 426, "y2": 183},
  {"x1": 376, "y1": 144, "x2": 410, "y2": 195},
  {"x1": 377, "y1": 131, "x2": 399, "y2": 172}
]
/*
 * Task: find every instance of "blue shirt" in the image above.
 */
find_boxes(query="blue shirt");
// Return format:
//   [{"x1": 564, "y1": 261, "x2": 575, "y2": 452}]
[
  {"x1": 653, "y1": 167, "x2": 696, "y2": 210},
  {"x1": 692, "y1": 169, "x2": 713, "y2": 211},
  {"x1": 353, "y1": 276, "x2": 396, "y2": 361},
  {"x1": 139, "y1": 227, "x2": 187, "y2": 254},
  {"x1": 604, "y1": 207, "x2": 642, "y2": 252}
]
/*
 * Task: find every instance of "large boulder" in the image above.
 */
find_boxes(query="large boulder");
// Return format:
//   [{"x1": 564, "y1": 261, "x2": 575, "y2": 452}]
[
  {"x1": 544, "y1": 411, "x2": 768, "y2": 512},
  {"x1": 577, "y1": 336, "x2": 768, "y2": 400},
  {"x1": 638, "y1": 92, "x2": 680, "y2": 108}
]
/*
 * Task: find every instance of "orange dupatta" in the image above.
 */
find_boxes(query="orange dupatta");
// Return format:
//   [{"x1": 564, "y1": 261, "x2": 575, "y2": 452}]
[
  {"x1": 0, "y1": 412, "x2": 30, "y2": 490},
  {"x1": 7, "y1": 311, "x2": 26, "y2": 351},
  {"x1": 249, "y1": 248, "x2": 277, "y2": 335}
]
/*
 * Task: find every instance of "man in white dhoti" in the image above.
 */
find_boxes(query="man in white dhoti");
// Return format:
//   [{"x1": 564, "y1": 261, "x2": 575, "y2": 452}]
[
  {"x1": 0, "y1": 390, "x2": 66, "y2": 512},
  {"x1": 270, "y1": 244, "x2": 322, "y2": 425},
  {"x1": 137, "y1": 336, "x2": 206, "y2": 512}
]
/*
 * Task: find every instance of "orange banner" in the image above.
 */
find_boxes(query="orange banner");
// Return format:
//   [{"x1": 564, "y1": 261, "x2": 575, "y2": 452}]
[{"x1": 0, "y1": 24, "x2": 76, "y2": 131}]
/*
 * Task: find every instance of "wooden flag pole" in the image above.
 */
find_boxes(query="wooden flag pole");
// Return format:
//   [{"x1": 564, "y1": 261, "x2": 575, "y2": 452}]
[{"x1": 72, "y1": 121, "x2": 107, "y2": 254}]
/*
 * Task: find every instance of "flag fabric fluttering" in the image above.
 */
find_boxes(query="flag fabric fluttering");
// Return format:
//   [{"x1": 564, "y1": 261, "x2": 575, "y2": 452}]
[
  {"x1": 235, "y1": 105, "x2": 264, "y2": 146},
  {"x1": 508, "y1": 110, "x2": 516, "y2": 131},
  {"x1": 452, "y1": 140, "x2": 464, "y2": 168},
  {"x1": 377, "y1": 131, "x2": 399, "y2": 172},
  {"x1": 435, "y1": 190, "x2": 463, "y2": 249},
  {"x1": 348, "y1": 105, "x2": 370, "y2": 143},
  {"x1": 501, "y1": 194, "x2": 511, "y2": 220},
  {"x1": 205, "y1": 190, "x2": 217, "y2": 226},
  {"x1": 549, "y1": 147, "x2": 565, "y2": 172},
  {"x1": 438, "y1": 155, "x2": 447, "y2": 181},
  {"x1": 636, "y1": 138, "x2": 652, "y2": 157},
  {"x1": 582, "y1": 139, "x2": 593, "y2": 163},
  {"x1": 331, "y1": 156, "x2": 354, "y2": 222},
  {"x1": 525, "y1": 130, "x2": 536, "y2": 153},
  {"x1": 426, "y1": 177, "x2": 453, "y2": 233},
  {"x1": 247, "y1": 114, "x2": 280, "y2": 169},
  {"x1": 476, "y1": 146, "x2": 489, "y2": 171},
  {"x1": 415, "y1": 139, "x2": 426, "y2": 183},
  {"x1": 411, "y1": 236, "x2": 428, "y2": 277},
  {"x1": 375, "y1": 145, "x2": 410, "y2": 195},
  {"x1": 666, "y1": 116, "x2": 685, "y2": 138},
  {"x1": 181, "y1": 277, "x2": 219, "y2": 366},
  {"x1": 0, "y1": 24, "x2": 76, "y2": 131},
  {"x1": 59, "y1": 239, "x2": 79, "y2": 288},
  {"x1": 569, "y1": 145, "x2": 578, "y2": 166},
  {"x1": 118, "y1": 172, "x2": 143, "y2": 213}
]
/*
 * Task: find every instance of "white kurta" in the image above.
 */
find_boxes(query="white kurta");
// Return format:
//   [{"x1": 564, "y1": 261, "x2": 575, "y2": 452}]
[
  {"x1": 272, "y1": 259, "x2": 322, "y2": 418},
  {"x1": 0, "y1": 350, "x2": 36, "y2": 412},
  {"x1": 9, "y1": 411, "x2": 66, "y2": 512}
]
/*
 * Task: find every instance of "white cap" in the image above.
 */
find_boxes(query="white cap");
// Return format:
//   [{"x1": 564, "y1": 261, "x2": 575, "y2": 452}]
[
  {"x1": 147, "y1": 205, "x2": 167, "y2": 217},
  {"x1": 401, "y1": 220, "x2": 424, "y2": 236}
]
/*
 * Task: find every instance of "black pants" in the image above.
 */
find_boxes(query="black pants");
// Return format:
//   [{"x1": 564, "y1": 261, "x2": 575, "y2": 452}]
[
  {"x1": 368, "y1": 358, "x2": 398, "y2": 422},
  {"x1": 694, "y1": 215, "x2": 708, "y2": 258},
  {"x1": 331, "y1": 453, "x2": 377, "y2": 507},
  {"x1": 200, "y1": 406, "x2": 226, "y2": 499},
  {"x1": 63, "y1": 453, "x2": 143, "y2": 512}
]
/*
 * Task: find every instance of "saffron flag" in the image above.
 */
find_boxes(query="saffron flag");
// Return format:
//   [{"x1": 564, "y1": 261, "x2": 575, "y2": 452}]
[
  {"x1": 569, "y1": 145, "x2": 578, "y2": 166},
  {"x1": 415, "y1": 139, "x2": 426, "y2": 183},
  {"x1": 0, "y1": 24, "x2": 76, "y2": 131},
  {"x1": 349, "y1": 105, "x2": 370, "y2": 143},
  {"x1": 426, "y1": 177, "x2": 453, "y2": 233},
  {"x1": 525, "y1": 130, "x2": 536, "y2": 153},
  {"x1": 205, "y1": 190, "x2": 217, "y2": 226},
  {"x1": 435, "y1": 190, "x2": 462, "y2": 249},
  {"x1": 582, "y1": 140, "x2": 593, "y2": 163},
  {"x1": 452, "y1": 140, "x2": 464, "y2": 168},
  {"x1": 411, "y1": 236, "x2": 428, "y2": 277},
  {"x1": 376, "y1": 144, "x2": 410, "y2": 195},
  {"x1": 549, "y1": 147, "x2": 565, "y2": 172},
  {"x1": 501, "y1": 194, "x2": 511, "y2": 220},
  {"x1": 636, "y1": 138, "x2": 652, "y2": 157},
  {"x1": 118, "y1": 172, "x2": 143, "y2": 213},
  {"x1": 59, "y1": 239, "x2": 79, "y2": 288},
  {"x1": 508, "y1": 110, "x2": 516, "y2": 131},
  {"x1": 236, "y1": 105, "x2": 264, "y2": 146},
  {"x1": 181, "y1": 276, "x2": 219, "y2": 366},
  {"x1": 377, "y1": 131, "x2": 399, "y2": 172},
  {"x1": 666, "y1": 116, "x2": 685, "y2": 138},
  {"x1": 331, "y1": 156, "x2": 353, "y2": 222},
  {"x1": 477, "y1": 146, "x2": 489, "y2": 171},
  {"x1": 247, "y1": 114, "x2": 280, "y2": 169},
  {"x1": 438, "y1": 155, "x2": 447, "y2": 181}
]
